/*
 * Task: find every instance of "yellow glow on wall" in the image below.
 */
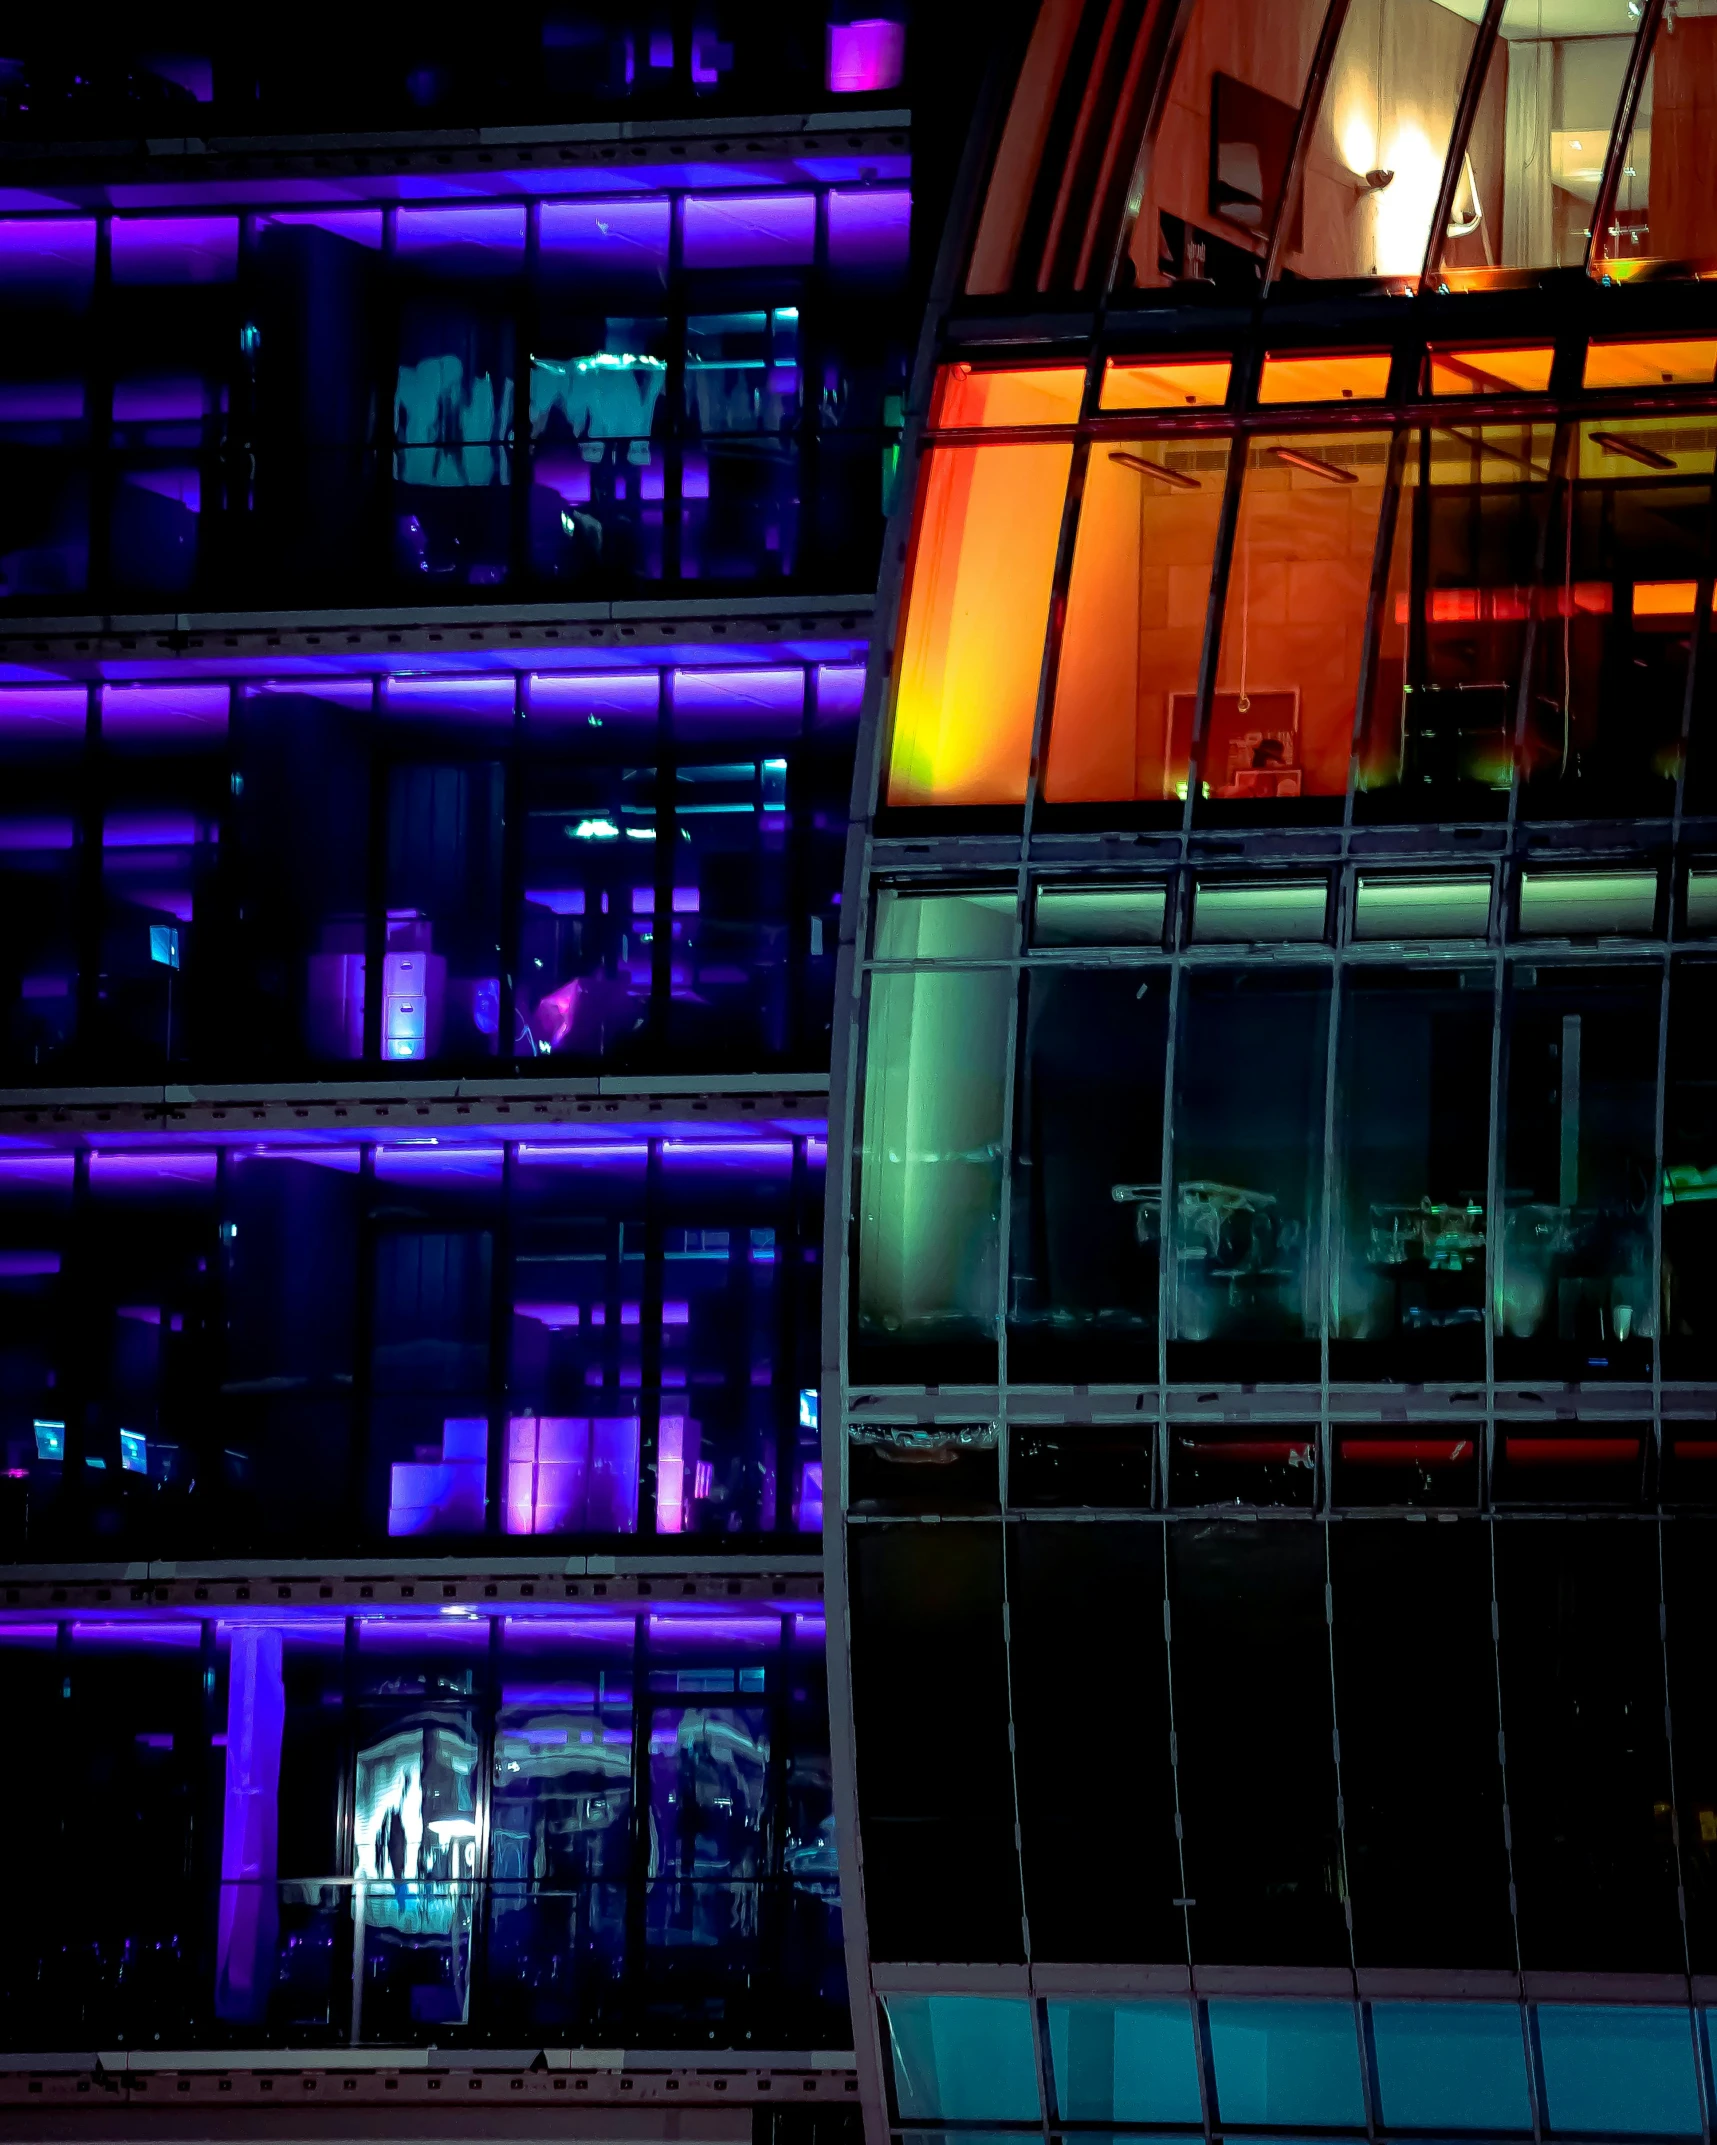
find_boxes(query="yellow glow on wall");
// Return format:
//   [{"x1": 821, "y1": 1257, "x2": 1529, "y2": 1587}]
[
  {"x1": 1583, "y1": 338, "x2": 1717, "y2": 391},
  {"x1": 931, "y1": 362, "x2": 1085, "y2": 429},
  {"x1": 1258, "y1": 350, "x2": 1392, "y2": 404},
  {"x1": 1099, "y1": 356, "x2": 1232, "y2": 410},
  {"x1": 885, "y1": 440, "x2": 1073, "y2": 807},
  {"x1": 1428, "y1": 345, "x2": 1556, "y2": 396}
]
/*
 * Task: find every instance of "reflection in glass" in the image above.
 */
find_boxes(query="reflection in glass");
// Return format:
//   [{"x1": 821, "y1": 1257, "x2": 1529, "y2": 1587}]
[
  {"x1": 1443, "y1": 1, "x2": 1643, "y2": 287},
  {"x1": 1207, "y1": 433, "x2": 1391, "y2": 805},
  {"x1": 1520, "y1": 419, "x2": 1715, "y2": 813},
  {"x1": 1334, "y1": 967, "x2": 1491, "y2": 1376},
  {"x1": 352, "y1": 1711, "x2": 481, "y2": 2037},
  {"x1": 855, "y1": 932, "x2": 1011, "y2": 1379},
  {"x1": 1499, "y1": 966, "x2": 1658, "y2": 1376},
  {"x1": 1044, "y1": 436, "x2": 1230, "y2": 804},
  {"x1": 1008, "y1": 969, "x2": 1169, "y2": 1381},
  {"x1": 1359, "y1": 423, "x2": 1554, "y2": 808},
  {"x1": 1598, "y1": 15, "x2": 1717, "y2": 282},
  {"x1": 1169, "y1": 970, "x2": 1330, "y2": 1375}
]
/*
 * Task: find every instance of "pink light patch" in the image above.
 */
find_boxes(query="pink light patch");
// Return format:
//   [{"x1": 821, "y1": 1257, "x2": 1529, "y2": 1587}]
[{"x1": 827, "y1": 17, "x2": 905, "y2": 93}]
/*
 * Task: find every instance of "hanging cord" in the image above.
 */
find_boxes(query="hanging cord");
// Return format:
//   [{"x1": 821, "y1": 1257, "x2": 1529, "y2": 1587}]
[
  {"x1": 1237, "y1": 519, "x2": 1252, "y2": 716},
  {"x1": 1561, "y1": 449, "x2": 1574, "y2": 774}
]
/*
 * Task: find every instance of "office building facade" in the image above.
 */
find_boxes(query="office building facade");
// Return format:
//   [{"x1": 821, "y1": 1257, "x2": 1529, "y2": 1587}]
[
  {"x1": 830, "y1": 4, "x2": 1717, "y2": 2145},
  {"x1": 0, "y1": 7, "x2": 950, "y2": 2133}
]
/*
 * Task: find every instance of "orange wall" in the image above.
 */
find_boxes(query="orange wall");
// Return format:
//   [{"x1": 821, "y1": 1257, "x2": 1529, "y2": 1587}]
[{"x1": 1650, "y1": 18, "x2": 1717, "y2": 268}]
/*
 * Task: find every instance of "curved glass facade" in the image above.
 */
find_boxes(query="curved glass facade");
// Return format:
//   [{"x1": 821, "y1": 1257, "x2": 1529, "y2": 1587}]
[{"x1": 831, "y1": 7, "x2": 1717, "y2": 2144}]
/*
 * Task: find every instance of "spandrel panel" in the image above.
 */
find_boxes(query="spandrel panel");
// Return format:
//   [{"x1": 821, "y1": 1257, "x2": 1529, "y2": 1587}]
[
  {"x1": 1496, "y1": 1521, "x2": 1681, "y2": 1971},
  {"x1": 1169, "y1": 1522, "x2": 1348, "y2": 1966},
  {"x1": 1043, "y1": 435, "x2": 1230, "y2": 805},
  {"x1": 1441, "y1": 2, "x2": 1642, "y2": 289},
  {"x1": 1206, "y1": 432, "x2": 1391, "y2": 807},
  {"x1": 1008, "y1": 968, "x2": 1169, "y2": 1383},
  {"x1": 1333, "y1": 966, "x2": 1493, "y2": 1380},
  {"x1": 1169, "y1": 969, "x2": 1330, "y2": 1380},
  {"x1": 854, "y1": 966, "x2": 1010, "y2": 1384},
  {"x1": 1357, "y1": 424, "x2": 1556, "y2": 812},
  {"x1": 1007, "y1": 1525, "x2": 1181, "y2": 1963},
  {"x1": 848, "y1": 1525, "x2": 1020, "y2": 1963},
  {"x1": 1521, "y1": 420, "x2": 1716, "y2": 815},
  {"x1": 1297, "y1": 0, "x2": 1481, "y2": 284},
  {"x1": 1370, "y1": 2003, "x2": 1533, "y2": 2130},
  {"x1": 1499, "y1": 965, "x2": 1658, "y2": 1380},
  {"x1": 885, "y1": 441, "x2": 1071, "y2": 807},
  {"x1": 1665, "y1": 961, "x2": 1717, "y2": 1378},
  {"x1": 885, "y1": 1992, "x2": 1041, "y2": 2122},
  {"x1": 1331, "y1": 1523, "x2": 1513, "y2": 1969},
  {"x1": 1047, "y1": 1999, "x2": 1204, "y2": 2124}
]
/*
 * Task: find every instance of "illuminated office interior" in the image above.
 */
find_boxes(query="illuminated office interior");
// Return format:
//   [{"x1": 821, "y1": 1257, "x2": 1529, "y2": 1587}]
[{"x1": 831, "y1": 1, "x2": 1717, "y2": 2143}]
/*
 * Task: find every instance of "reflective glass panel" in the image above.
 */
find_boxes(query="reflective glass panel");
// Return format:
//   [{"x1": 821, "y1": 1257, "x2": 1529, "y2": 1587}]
[
  {"x1": 1008, "y1": 969, "x2": 1169, "y2": 1382},
  {"x1": 1536, "y1": 2005, "x2": 1702, "y2": 2135},
  {"x1": 886, "y1": 1993, "x2": 1041, "y2": 2122},
  {"x1": 1047, "y1": 1999, "x2": 1203, "y2": 2124},
  {"x1": 1044, "y1": 435, "x2": 1230, "y2": 805},
  {"x1": 1169, "y1": 970, "x2": 1330, "y2": 1378},
  {"x1": 886, "y1": 441, "x2": 1072, "y2": 806},
  {"x1": 1333, "y1": 966, "x2": 1492, "y2": 1379},
  {"x1": 1597, "y1": 14, "x2": 1717, "y2": 282},
  {"x1": 1498, "y1": 965, "x2": 1658, "y2": 1378},
  {"x1": 1370, "y1": 2003, "x2": 1532, "y2": 2129},
  {"x1": 1207, "y1": 432, "x2": 1391, "y2": 805},
  {"x1": 1207, "y1": 2000, "x2": 1365, "y2": 2126}
]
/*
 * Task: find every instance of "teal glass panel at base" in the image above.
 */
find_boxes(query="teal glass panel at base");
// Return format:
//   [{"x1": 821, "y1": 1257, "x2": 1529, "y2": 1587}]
[
  {"x1": 1048, "y1": 1999, "x2": 1203, "y2": 2125},
  {"x1": 1208, "y1": 2000, "x2": 1366, "y2": 2129},
  {"x1": 1537, "y1": 2006, "x2": 1702, "y2": 2137},
  {"x1": 1370, "y1": 2002, "x2": 1532, "y2": 2131},
  {"x1": 884, "y1": 1993, "x2": 1042, "y2": 2123}
]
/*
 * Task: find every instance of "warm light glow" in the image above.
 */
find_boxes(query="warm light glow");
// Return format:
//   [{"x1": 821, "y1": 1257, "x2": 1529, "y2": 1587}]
[
  {"x1": 1099, "y1": 356, "x2": 1232, "y2": 410},
  {"x1": 1258, "y1": 351, "x2": 1391, "y2": 404},
  {"x1": 1583, "y1": 338, "x2": 1717, "y2": 391},
  {"x1": 886, "y1": 440, "x2": 1072, "y2": 806},
  {"x1": 1369, "y1": 119, "x2": 1443, "y2": 278},
  {"x1": 931, "y1": 362, "x2": 1084, "y2": 429},
  {"x1": 1428, "y1": 346, "x2": 1556, "y2": 397}
]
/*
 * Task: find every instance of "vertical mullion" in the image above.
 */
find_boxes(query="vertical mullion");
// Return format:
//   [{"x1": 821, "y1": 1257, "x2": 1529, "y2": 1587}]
[
  {"x1": 787, "y1": 664, "x2": 815, "y2": 1062},
  {"x1": 1161, "y1": 1524, "x2": 1198, "y2": 1975},
  {"x1": 1323, "y1": 1524, "x2": 1361, "y2": 1981},
  {"x1": 650, "y1": 669, "x2": 676, "y2": 1057},
  {"x1": 800, "y1": 188, "x2": 829, "y2": 586},
  {"x1": 362, "y1": 683, "x2": 387, "y2": 1066},
  {"x1": 1319, "y1": 952, "x2": 1344, "y2": 1515},
  {"x1": 638, "y1": 1140, "x2": 666, "y2": 1536},
  {"x1": 1483, "y1": 920, "x2": 1506, "y2": 1514},
  {"x1": 1020, "y1": 339, "x2": 1104, "y2": 832},
  {"x1": 1418, "y1": 0, "x2": 1510, "y2": 288},
  {"x1": 468, "y1": 1612, "x2": 502, "y2": 2038},
  {"x1": 1260, "y1": 0, "x2": 1355, "y2": 290},
  {"x1": 1345, "y1": 426, "x2": 1411, "y2": 823},
  {"x1": 485, "y1": 1141, "x2": 515, "y2": 1539},
  {"x1": 498, "y1": 674, "x2": 527, "y2": 1069},
  {"x1": 623, "y1": 1610, "x2": 650, "y2": 2041},
  {"x1": 512, "y1": 201, "x2": 538, "y2": 587},
  {"x1": 88, "y1": 212, "x2": 114, "y2": 606},
  {"x1": 376, "y1": 207, "x2": 399, "y2": 595},
  {"x1": 342, "y1": 1613, "x2": 363, "y2": 2045},
  {"x1": 1585, "y1": 0, "x2": 1665, "y2": 278},
  {"x1": 1183, "y1": 428, "x2": 1249, "y2": 832},
  {"x1": 76, "y1": 683, "x2": 104, "y2": 1076},
  {"x1": 664, "y1": 196, "x2": 686, "y2": 584},
  {"x1": 348, "y1": 1142, "x2": 378, "y2": 1553}
]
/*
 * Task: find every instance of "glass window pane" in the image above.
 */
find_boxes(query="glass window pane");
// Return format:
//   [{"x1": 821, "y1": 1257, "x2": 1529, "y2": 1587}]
[
  {"x1": 1443, "y1": 3, "x2": 1642, "y2": 288},
  {"x1": 1207, "y1": 2000, "x2": 1365, "y2": 2126},
  {"x1": 873, "y1": 889, "x2": 1015, "y2": 960},
  {"x1": 1597, "y1": 17, "x2": 1717, "y2": 282},
  {"x1": 1332, "y1": 1525, "x2": 1514, "y2": 1967},
  {"x1": 1032, "y1": 883, "x2": 1166, "y2": 945},
  {"x1": 849, "y1": 1528, "x2": 1021, "y2": 1963},
  {"x1": 886, "y1": 441, "x2": 1071, "y2": 807},
  {"x1": 1333, "y1": 966, "x2": 1492, "y2": 1380},
  {"x1": 1521, "y1": 420, "x2": 1715, "y2": 815},
  {"x1": 529, "y1": 314, "x2": 668, "y2": 587},
  {"x1": 1043, "y1": 435, "x2": 1230, "y2": 806},
  {"x1": 1169, "y1": 970, "x2": 1330, "y2": 1379},
  {"x1": 1371, "y1": 2003, "x2": 1531, "y2": 2129},
  {"x1": 1194, "y1": 878, "x2": 1327, "y2": 941},
  {"x1": 1170, "y1": 1526, "x2": 1348, "y2": 1965},
  {"x1": 1496, "y1": 1524, "x2": 1681, "y2": 1970},
  {"x1": 1429, "y1": 344, "x2": 1556, "y2": 395},
  {"x1": 1047, "y1": 1998, "x2": 1202, "y2": 2124},
  {"x1": 1100, "y1": 358, "x2": 1232, "y2": 410},
  {"x1": 855, "y1": 968, "x2": 1010, "y2": 1382},
  {"x1": 1010, "y1": 1528, "x2": 1182, "y2": 1965},
  {"x1": 884, "y1": 1992, "x2": 1041, "y2": 2122},
  {"x1": 1207, "y1": 432, "x2": 1391, "y2": 804},
  {"x1": 1664, "y1": 962, "x2": 1717, "y2": 1378},
  {"x1": 1124, "y1": 0, "x2": 1327, "y2": 294},
  {"x1": 382, "y1": 761, "x2": 504, "y2": 1063},
  {"x1": 1358, "y1": 422, "x2": 1554, "y2": 812},
  {"x1": 1499, "y1": 965, "x2": 1658, "y2": 1379},
  {"x1": 932, "y1": 364, "x2": 1084, "y2": 428},
  {"x1": 1353, "y1": 874, "x2": 1492, "y2": 937},
  {"x1": 1536, "y1": 2006, "x2": 1702, "y2": 2136},
  {"x1": 1009, "y1": 970, "x2": 1168, "y2": 1383},
  {"x1": 1664, "y1": 1523, "x2": 1717, "y2": 1969},
  {"x1": 1258, "y1": 352, "x2": 1392, "y2": 402}
]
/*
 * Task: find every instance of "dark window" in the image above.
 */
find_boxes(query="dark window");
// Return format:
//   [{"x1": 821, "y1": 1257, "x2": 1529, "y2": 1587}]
[
  {"x1": 1008, "y1": 1522, "x2": 1183, "y2": 1962},
  {"x1": 1331, "y1": 1521, "x2": 1513, "y2": 1968},
  {"x1": 1665, "y1": 1520, "x2": 1717, "y2": 1971},
  {"x1": 1168, "y1": 1521, "x2": 1348, "y2": 1966},
  {"x1": 1495, "y1": 1521, "x2": 1681, "y2": 1971},
  {"x1": 1664, "y1": 960, "x2": 1717, "y2": 1378},
  {"x1": 848, "y1": 1525, "x2": 1022, "y2": 1963}
]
